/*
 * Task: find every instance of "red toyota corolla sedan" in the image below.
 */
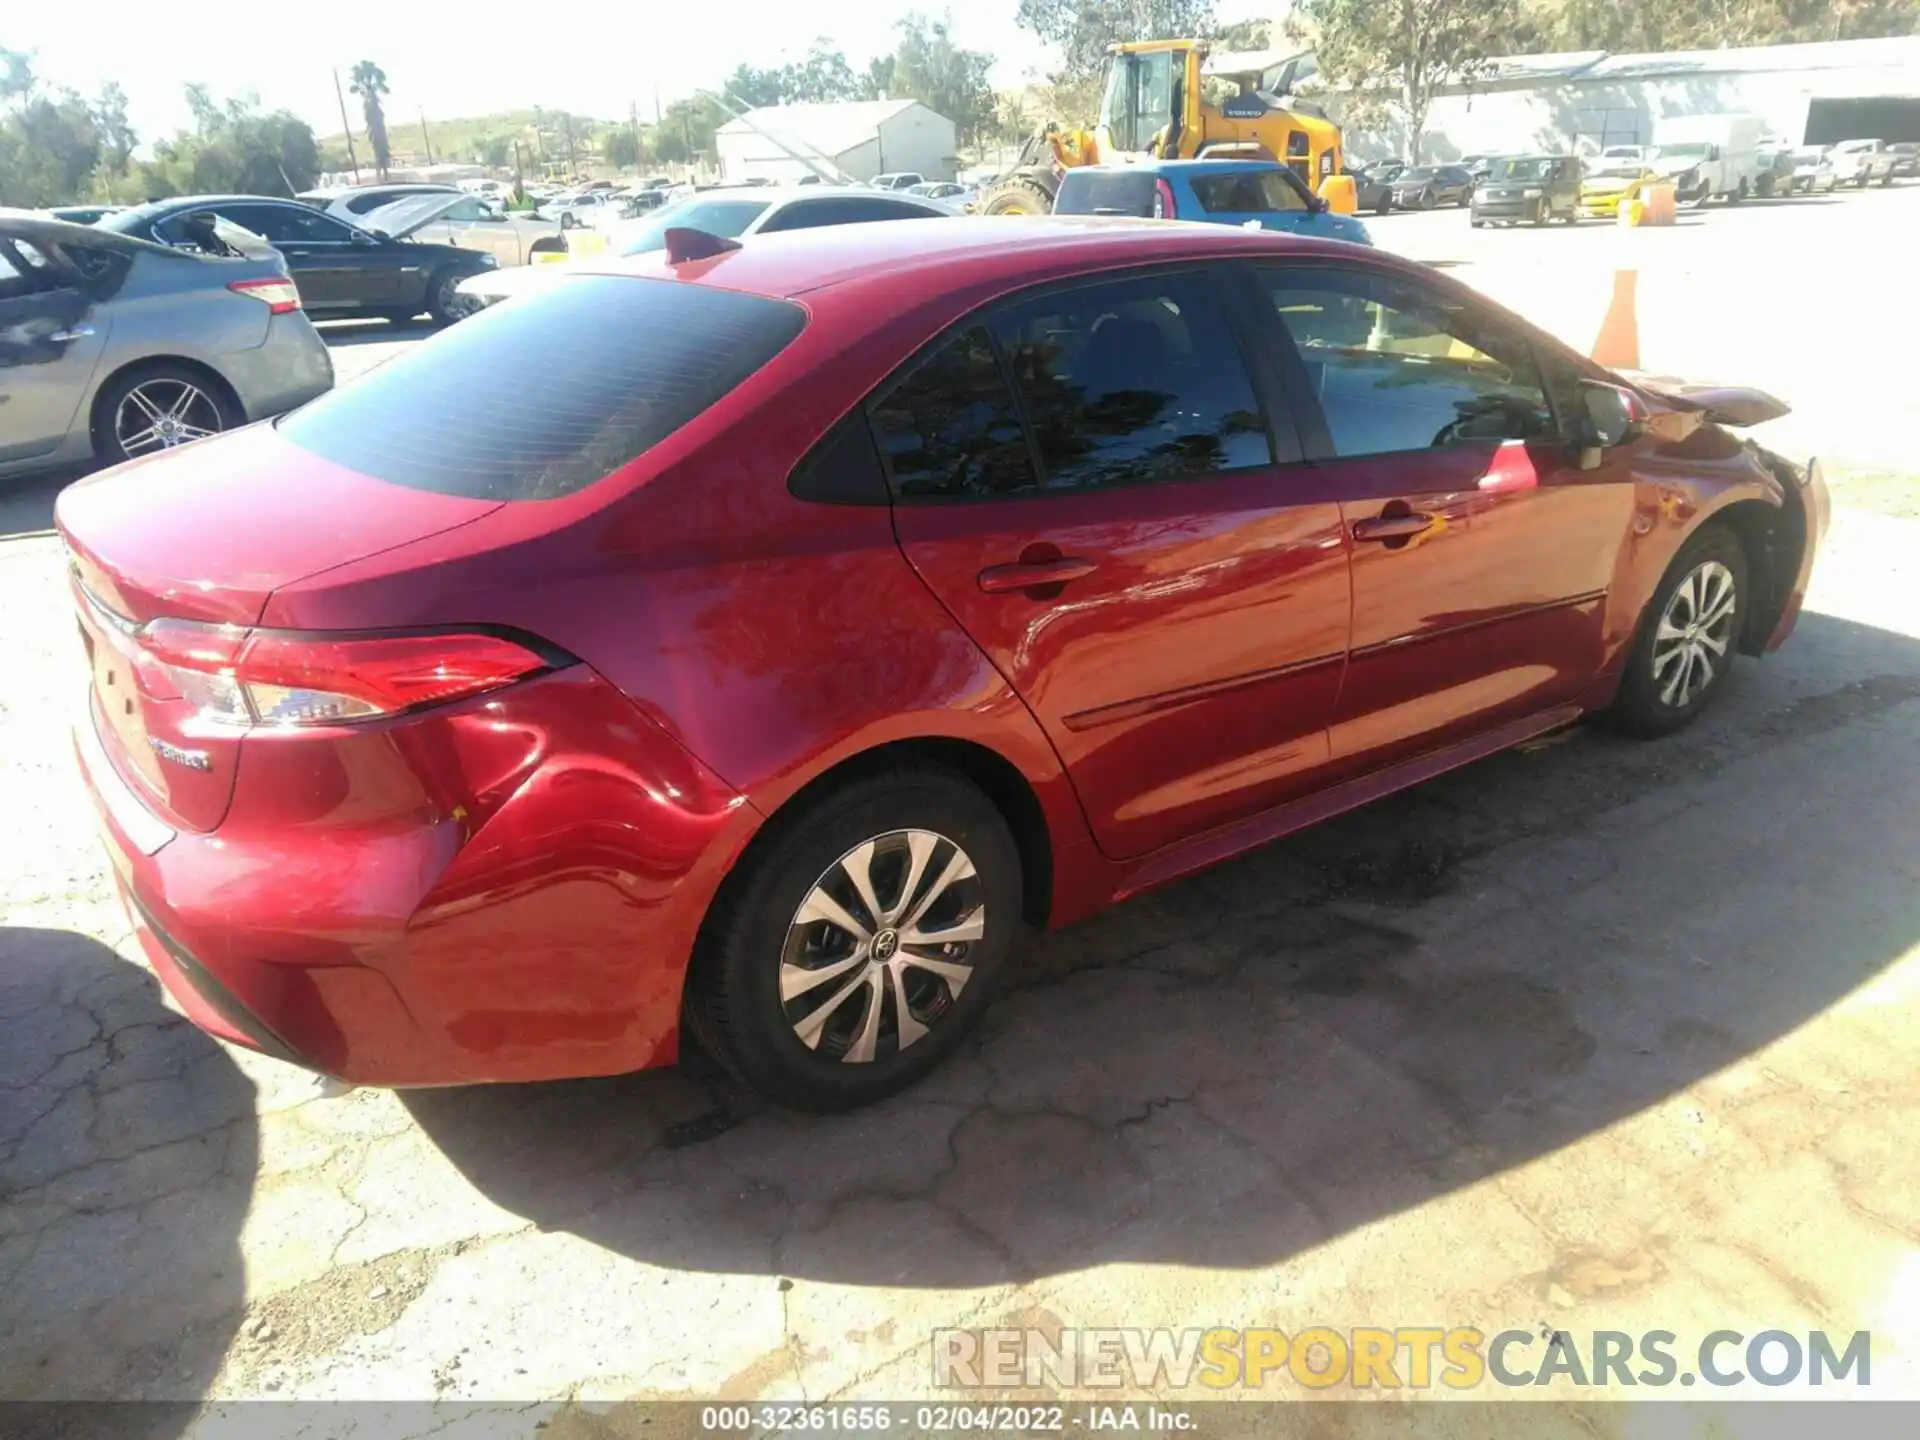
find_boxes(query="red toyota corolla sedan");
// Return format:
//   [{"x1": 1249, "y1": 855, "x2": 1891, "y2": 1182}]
[{"x1": 59, "y1": 218, "x2": 1827, "y2": 1110}]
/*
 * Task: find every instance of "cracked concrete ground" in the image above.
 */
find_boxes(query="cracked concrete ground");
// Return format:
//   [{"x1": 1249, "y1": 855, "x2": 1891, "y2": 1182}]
[{"x1": 5, "y1": 196, "x2": 1920, "y2": 1433}]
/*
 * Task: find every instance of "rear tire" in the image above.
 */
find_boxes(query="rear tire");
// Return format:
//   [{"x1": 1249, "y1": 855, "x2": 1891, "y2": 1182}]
[
  {"x1": 92, "y1": 363, "x2": 241, "y2": 466},
  {"x1": 1609, "y1": 525, "x2": 1749, "y2": 738},
  {"x1": 686, "y1": 766, "x2": 1022, "y2": 1111}
]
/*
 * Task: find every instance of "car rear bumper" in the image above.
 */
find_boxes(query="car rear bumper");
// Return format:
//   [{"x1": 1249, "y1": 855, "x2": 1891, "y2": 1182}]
[
  {"x1": 224, "y1": 314, "x2": 334, "y2": 421},
  {"x1": 1472, "y1": 200, "x2": 1542, "y2": 220},
  {"x1": 73, "y1": 667, "x2": 761, "y2": 1087}
]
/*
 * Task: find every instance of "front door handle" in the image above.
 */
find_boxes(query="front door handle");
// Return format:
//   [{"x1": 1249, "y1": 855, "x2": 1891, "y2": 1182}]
[
  {"x1": 978, "y1": 557, "x2": 1097, "y2": 594},
  {"x1": 48, "y1": 324, "x2": 96, "y2": 343},
  {"x1": 1352, "y1": 512, "x2": 1436, "y2": 543}
]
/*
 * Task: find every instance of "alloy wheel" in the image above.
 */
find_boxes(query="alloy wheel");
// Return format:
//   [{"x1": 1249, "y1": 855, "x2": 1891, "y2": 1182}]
[
  {"x1": 779, "y1": 828, "x2": 985, "y2": 1064},
  {"x1": 115, "y1": 379, "x2": 222, "y2": 457},
  {"x1": 1651, "y1": 560, "x2": 1738, "y2": 708}
]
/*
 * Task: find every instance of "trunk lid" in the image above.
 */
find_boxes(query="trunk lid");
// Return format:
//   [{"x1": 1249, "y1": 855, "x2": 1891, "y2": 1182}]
[
  {"x1": 57, "y1": 423, "x2": 503, "y2": 831},
  {"x1": 1615, "y1": 369, "x2": 1791, "y2": 428}
]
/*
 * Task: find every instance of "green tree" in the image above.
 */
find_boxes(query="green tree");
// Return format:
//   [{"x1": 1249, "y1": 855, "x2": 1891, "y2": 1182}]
[
  {"x1": 1014, "y1": 0, "x2": 1219, "y2": 81},
  {"x1": 349, "y1": 60, "x2": 391, "y2": 178},
  {"x1": 1518, "y1": 0, "x2": 1920, "y2": 49},
  {"x1": 780, "y1": 40, "x2": 863, "y2": 102},
  {"x1": 603, "y1": 127, "x2": 641, "y2": 169},
  {"x1": 0, "y1": 47, "x2": 106, "y2": 207},
  {"x1": 481, "y1": 134, "x2": 514, "y2": 169},
  {"x1": 724, "y1": 63, "x2": 788, "y2": 108},
  {"x1": 889, "y1": 12, "x2": 999, "y2": 148},
  {"x1": 1291, "y1": 0, "x2": 1520, "y2": 161},
  {"x1": 865, "y1": 54, "x2": 899, "y2": 100}
]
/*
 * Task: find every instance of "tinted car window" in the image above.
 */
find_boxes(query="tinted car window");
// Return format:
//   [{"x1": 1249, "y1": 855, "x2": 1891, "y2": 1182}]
[
  {"x1": 760, "y1": 197, "x2": 939, "y2": 231},
  {"x1": 1188, "y1": 170, "x2": 1309, "y2": 214},
  {"x1": 867, "y1": 325, "x2": 1038, "y2": 499},
  {"x1": 216, "y1": 205, "x2": 359, "y2": 244},
  {"x1": 992, "y1": 270, "x2": 1272, "y2": 492},
  {"x1": 1263, "y1": 268, "x2": 1555, "y2": 458},
  {"x1": 1053, "y1": 171, "x2": 1156, "y2": 216},
  {"x1": 277, "y1": 276, "x2": 807, "y2": 501}
]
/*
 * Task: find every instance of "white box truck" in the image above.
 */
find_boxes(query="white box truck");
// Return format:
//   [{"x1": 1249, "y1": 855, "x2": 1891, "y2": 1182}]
[{"x1": 1649, "y1": 114, "x2": 1764, "y2": 207}]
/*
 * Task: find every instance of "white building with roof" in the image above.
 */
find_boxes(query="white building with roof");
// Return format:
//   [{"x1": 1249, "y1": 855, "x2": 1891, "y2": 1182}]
[
  {"x1": 715, "y1": 100, "x2": 959, "y2": 184},
  {"x1": 1310, "y1": 34, "x2": 1920, "y2": 162}
]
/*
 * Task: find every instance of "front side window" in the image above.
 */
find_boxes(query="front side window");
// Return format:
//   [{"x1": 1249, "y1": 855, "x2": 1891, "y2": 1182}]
[
  {"x1": 991, "y1": 271, "x2": 1271, "y2": 492},
  {"x1": 1262, "y1": 268, "x2": 1556, "y2": 459},
  {"x1": 867, "y1": 325, "x2": 1038, "y2": 500}
]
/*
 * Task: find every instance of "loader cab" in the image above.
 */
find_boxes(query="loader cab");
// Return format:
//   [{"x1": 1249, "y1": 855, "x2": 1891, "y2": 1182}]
[{"x1": 1096, "y1": 40, "x2": 1343, "y2": 194}]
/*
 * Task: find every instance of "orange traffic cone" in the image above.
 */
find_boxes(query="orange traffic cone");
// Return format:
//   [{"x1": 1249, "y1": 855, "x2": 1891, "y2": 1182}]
[{"x1": 1590, "y1": 269, "x2": 1640, "y2": 369}]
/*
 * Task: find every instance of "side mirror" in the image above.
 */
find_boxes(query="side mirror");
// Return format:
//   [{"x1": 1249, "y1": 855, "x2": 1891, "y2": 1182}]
[{"x1": 1573, "y1": 380, "x2": 1645, "y2": 467}]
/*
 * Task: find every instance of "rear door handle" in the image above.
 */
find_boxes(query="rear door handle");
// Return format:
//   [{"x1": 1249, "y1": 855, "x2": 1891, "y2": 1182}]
[
  {"x1": 48, "y1": 325, "x2": 95, "y2": 343},
  {"x1": 978, "y1": 558, "x2": 1097, "y2": 593},
  {"x1": 1352, "y1": 512, "x2": 1436, "y2": 542}
]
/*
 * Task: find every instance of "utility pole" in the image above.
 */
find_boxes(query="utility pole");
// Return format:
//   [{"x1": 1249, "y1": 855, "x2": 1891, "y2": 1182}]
[
  {"x1": 418, "y1": 108, "x2": 434, "y2": 166},
  {"x1": 332, "y1": 67, "x2": 362, "y2": 182},
  {"x1": 563, "y1": 112, "x2": 578, "y2": 176},
  {"x1": 630, "y1": 100, "x2": 641, "y2": 176}
]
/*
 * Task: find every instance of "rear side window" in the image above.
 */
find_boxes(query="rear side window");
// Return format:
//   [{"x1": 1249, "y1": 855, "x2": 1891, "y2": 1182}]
[
  {"x1": 991, "y1": 271, "x2": 1272, "y2": 492},
  {"x1": 867, "y1": 325, "x2": 1039, "y2": 499},
  {"x1": 1053, "y1": 172, "x2": 1156, "y2": 217},
  {"x1": 277, "y1": 276, "x2": 806, "y2": 500},
  {"x1": 1188, "y1": 170, "x2": 1309, "y2": 214}
]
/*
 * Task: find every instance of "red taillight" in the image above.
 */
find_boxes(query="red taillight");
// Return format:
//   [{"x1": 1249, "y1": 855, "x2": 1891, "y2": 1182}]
[
  {"x1": 1152, "y1": 179, "x2": 1179, "y2": 219},
  {"x1": 228, "y1": 277, "x2": 302, "y2": 314},
  {"x1": 134, "y1": 622, "x2": 561, "y2": 727}
]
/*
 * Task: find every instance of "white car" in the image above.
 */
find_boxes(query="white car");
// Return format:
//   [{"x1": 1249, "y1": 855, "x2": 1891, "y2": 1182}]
[
  {"x1": 458, "y1": 185, "x2": 952, "y2": 307},
  {"x1": 536, "y1": 192, "x2": 619, "y2": 228},
  {"x1": 1792, "y1": 145, "x2": 1839, "y2": 193},
  {"x1": 1829, "y1": 139, "x2": 1897, "y2": 188}
]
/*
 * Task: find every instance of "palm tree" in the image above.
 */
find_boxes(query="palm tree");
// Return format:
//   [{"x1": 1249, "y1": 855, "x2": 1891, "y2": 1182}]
[{"x1": 349, "y1": 60, "x2": 392, "y2": 179}]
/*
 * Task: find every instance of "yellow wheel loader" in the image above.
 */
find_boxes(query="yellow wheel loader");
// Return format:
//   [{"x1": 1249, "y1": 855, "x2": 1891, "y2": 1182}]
[{"x1": 979, "y1": 40, "x2": 1345, "y2": 216}]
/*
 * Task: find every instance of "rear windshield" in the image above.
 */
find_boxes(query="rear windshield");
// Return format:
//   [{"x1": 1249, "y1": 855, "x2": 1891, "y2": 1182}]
[
  {"x1": 276, "y1": 276, "x2": 806, "y2": 500},
  {"x1": 1054, "y1": 171, "x2": 1156, "y2": 216},
  {"x1": 1188, "y1": 170, "x2": 1308, "y2": 214}
]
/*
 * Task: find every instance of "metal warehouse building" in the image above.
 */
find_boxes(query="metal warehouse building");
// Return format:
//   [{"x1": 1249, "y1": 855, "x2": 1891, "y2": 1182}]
[
  {"x1": 715, "y1": 100, "x2": 959, "y2": 184},
  {"x1": 1319, "y1": 34, "x2": 1920, "y2": 162}
]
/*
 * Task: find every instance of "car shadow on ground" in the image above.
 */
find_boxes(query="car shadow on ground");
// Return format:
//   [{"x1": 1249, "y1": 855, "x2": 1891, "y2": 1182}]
[
  {"x1": 405, "y1": 608, "x2": 1920, "y2": 1289},
  {"x1": 0, "y1": 468, "x2": 79, "y2": 541},
  {"x1": 0, "y1": 926, "x2": 257, "y2": 1410}
]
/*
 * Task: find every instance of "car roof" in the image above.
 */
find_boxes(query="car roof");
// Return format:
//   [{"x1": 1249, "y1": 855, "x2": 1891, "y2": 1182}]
[
  {"x1": 0, "y1": 208, "x2": 145, "y2": 250},
  {"x1": 578, "y1": 214, "x2": 1399, "y2": 303},
  {"x1": 1068, "y1": 158, "x2": 1289, "y2": 178}
]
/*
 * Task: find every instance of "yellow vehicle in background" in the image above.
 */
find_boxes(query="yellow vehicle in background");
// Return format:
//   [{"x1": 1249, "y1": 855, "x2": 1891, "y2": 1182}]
[
  {"x1": 1579, "y1": 160, "x2": 1662, "y2": 219},
  {"x1": 979, "y1": 41, "x2": 1345, "y2": 215}
]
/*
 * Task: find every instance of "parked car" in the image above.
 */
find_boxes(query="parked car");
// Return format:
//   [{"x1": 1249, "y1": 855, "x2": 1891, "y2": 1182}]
[
  {"x1": 907, "y1": 181, "x2": 969, "y2": 202},
  {"x1": 43, "y1": 205, "x2": 124, "y2": 226},
  {"x1": 1052, "y1": 160, "x2": 1372, "y2": 245},
  {"x1": 1599, "y1": 145, "x2": 1646, "y2": 162},
  {"x1": 1792, "y1": 145, "x2": 1840, "y2": 193},
  {"x1": 537, "y1": 191, "x2": 621, "y2": 228},
  {"x1": 870, "y1": 172, "x2": 926, "y2": 191},
  {"x1": 1343, "y1": 165, "x2": 1395, "y2": 215},
  {"x1": 1751, "y1": 143, "x2": 1799, "y2": 197},
  {"x1": 458, "y1": 185, "x2": 951, "y2": 306},
  {"x1": 1389, "y1": 164, "x2": 1474, "y2": 208},
  {"x1": 355, "y1": 192, "x2": 561, "y2": 269},
  {"x1": 1579, "y1": 160, "x2": 1663, "y2": 218},
  {"x1": 1458, "y1": 154, "x2": 1504, "y2": 184},
  {"x1": 1887, "y1": 142, "x2": 1919, "y2": 177},
  {"x1": 1830, "y1": 139, "x2": 1897, "y2": 187},
  {"x1": 1, "y1": 211, "x2": 330, "y2": 478},
  {"x1": 297, "y1": 183, "x2": 463, "y2": 216},
  {"x1": 58, "y1": 217, "x2": 1827, "y2": 1108},
  {"x1": 98, "y1": 195, "x2": 498, "y2": 325},
  {"x1": 1471, "y1": 154, "x2": 1583, "y2": 226}
]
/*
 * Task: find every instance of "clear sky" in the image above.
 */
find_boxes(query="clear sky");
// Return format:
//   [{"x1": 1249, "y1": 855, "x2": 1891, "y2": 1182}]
[{"x1": 11, "y1": 1, "x2": 1273, "y2": 147}]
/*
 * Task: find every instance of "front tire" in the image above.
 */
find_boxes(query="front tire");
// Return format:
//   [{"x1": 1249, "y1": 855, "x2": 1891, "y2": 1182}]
[
  {"x1": 427, "y1": 270, "x2": 479, "y2": 326},
  {"x1": 1610, "y1": 525, "x2": 1749, "y2": 738},
  {"x1": 686, "y1": 766, "x2": 1022, "y2": 1111}
]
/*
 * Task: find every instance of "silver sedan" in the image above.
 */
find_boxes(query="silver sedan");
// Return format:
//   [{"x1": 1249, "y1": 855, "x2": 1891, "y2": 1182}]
[{"x1": 0, "y1": 211, "x2": 333, "y2": 479}]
